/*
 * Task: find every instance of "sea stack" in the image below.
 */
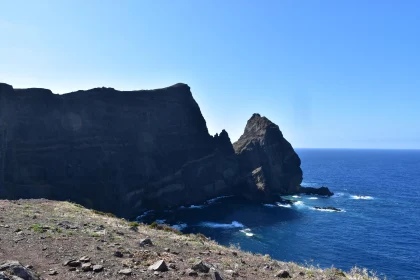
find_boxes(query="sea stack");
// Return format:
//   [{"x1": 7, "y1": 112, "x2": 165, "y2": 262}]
[{"x1": 233, "y1": 114, "x2": 303, "y2": 201}]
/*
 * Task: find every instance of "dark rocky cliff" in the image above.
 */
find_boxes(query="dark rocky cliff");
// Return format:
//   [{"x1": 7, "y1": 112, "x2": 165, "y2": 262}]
[
  {"x1": 0, "y1": 83, "x2": 301, "y2": 217},
  {"x1": 233, "y1": 114, "x2": 303, "y2": 201}
]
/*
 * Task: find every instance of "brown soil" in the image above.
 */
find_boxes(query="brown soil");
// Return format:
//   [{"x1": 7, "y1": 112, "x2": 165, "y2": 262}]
[{"x1": 0, "y1": 199, "x2": 377, "y2": 280}]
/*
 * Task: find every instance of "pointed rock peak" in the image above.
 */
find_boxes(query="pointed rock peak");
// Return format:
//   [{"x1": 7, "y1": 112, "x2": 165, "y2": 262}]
[
  {"x1": 213, "y1": 129, "x2": 234, "y2": 155},
  {"x1": 247, "y1": 113, "x2": 276, "y2": 129},
  {"x1": 219, "y1": 129, "x2": 229, "y2": 137},
  {"x1": 233, "y1": 114, "x2": 283, "y2": 154},
  {"x1": 169, "y1": 83, "x2": 190, "y2": 89}
]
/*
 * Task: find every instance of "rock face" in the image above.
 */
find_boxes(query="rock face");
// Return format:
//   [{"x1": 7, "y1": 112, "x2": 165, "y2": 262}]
[
  {"x1": 0, "y1": 83, "x2": 302, "y2": 216},
  {"x1": 299, "y1": 186, "x2": 333, "y2": 196},
  {"x1": 233, "y1": 114, "x2": 302, "y2": 201},
  {"x1": 0, "y1": 83, "x2": 239, "y2": 217}
]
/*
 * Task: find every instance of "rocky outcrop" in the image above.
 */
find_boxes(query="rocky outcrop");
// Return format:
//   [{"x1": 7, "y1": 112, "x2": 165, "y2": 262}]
[
  {"x1": 299, "y1": 186, "x2": 334, "y2": 196},
  {"x1": 0, "y1": 83, "x2": 239, "y2": 217},
  {"x1": 0, "y1": 83, "x2": 302, "y2": 216},
  {"x1": 233, "y1": 114, "x2": 302, "y2": 201}
]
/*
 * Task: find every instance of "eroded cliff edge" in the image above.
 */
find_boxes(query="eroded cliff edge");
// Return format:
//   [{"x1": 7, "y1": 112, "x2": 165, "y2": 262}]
[{"x1": 0, "y1": 83, "x2": 302, "y2": 217}]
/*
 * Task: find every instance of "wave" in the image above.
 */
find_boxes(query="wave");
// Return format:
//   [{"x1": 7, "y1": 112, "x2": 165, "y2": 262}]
[
  {"x1": 276, "y1": 202, "x2": 292, "y2": 208},
  {"x1": 240, "y1": 228, "x2": 254, "y2": 237},
  {"x1": 263, "y1": 203, "x2": 277, "y2": 207},
  {"x1": 332, "y1": 192, "x2": 344, "y2": 198},
  {"x1": 155, "y1": 219, "x2": 166, "y2": 224},
  {"x1": 351, "y1": 195, "x2": 374, "y2": 200},
  {"x1": 198, "y1": 221, "x2": 244, "y2": 229},
  {"x1": 308, "y1": 197, "x2": 318, "y2": 200},
  {"x1": 292, "y1": 195, "x2": 301, "y2": 198},
  {"x1": 180, "y1": 204, "x2": 206, "y2": 209},
  {"x1": 206, "y1": 195, "x2": 233, "y2": 205},
  {"x1": 171, "y1": 223, "x2": 188, "y2": 231},
  {"x1": 189, "y1": 204, "x2": 206, "y2": 209},
  {"x1": 136, "y1": 210, "x2": 154, "y2": 221},
  {"x1": 311, "y1": 207, "x2": 346, "y2": 213}
]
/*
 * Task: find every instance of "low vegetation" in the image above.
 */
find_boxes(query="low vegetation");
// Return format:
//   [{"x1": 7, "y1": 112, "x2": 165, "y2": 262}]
[{"x1": 0, "y1": 199, "x2": 384, "y2": 279}]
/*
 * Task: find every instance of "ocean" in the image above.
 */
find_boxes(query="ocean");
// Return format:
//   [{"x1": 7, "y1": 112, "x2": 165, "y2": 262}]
[{"x1": 138, "y1": 149, "x2": 420, "y2": 280}]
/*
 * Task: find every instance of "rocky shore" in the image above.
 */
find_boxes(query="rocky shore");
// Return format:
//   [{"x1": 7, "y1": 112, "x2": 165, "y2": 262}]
[{"x1": 0, "y1": 199, "x2": 379, "y2": 280}]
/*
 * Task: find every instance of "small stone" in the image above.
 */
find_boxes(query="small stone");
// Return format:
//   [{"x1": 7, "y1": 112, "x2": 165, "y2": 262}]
[
  {"x1": 81, "y1": 263, "x2": 92, "y2": 272},
  {"x1": 210, "y1": 268, "x2": 224, "y2": 280},
  {"x1": 298, "y1": 271, "x2": 305, "y2": 276},
  {"x1": 275, "y1": 270, "x2": 290, "y2": 278},
  {"x1": 93, "y1": 265, "x2": 103, "y2": 272},
  {"x1": 185, "y1": 268, "x2": 198, "y2": 276},
  {"x1": 113, "y1": 251, "x2": 123, "y2": 258},
  {"x1": 118, "y1": 269, "x2": 132, "y2": 275},
  {"x1": 68, "y1": 267, "x2": 76, "y2": 271},
  {"x1": 64, "y1": 260, "x2": 81, "y2": 267},
  {"x1": 168, "y1": 263, "x2": 177, "y2": 270},
  {"x1": 191, "y1": 260, "x2": 210, "y2": 273},
  {"x1": 48, "y1": 270, "x2": 58, "y2": 275},
  {"x1": 139, "y1": 238, "x2": 153, "y2": 247},
  {"x1": 148, "y1": 260, "x2": 168, "y2": 272},
  {"x1": 4, "y1": 225, "x2": 9, "y2": 228},
  {"x1": 164, "y1": 248, "x2": 170, "y2": 252},
  {"x1": 225, "y1": 270, "x2": 239, "y2": 277},
  {"x1": 79, "y1": 256, "x2": 90, "y2": 262},
  {"x1": 232, "y1": 251, "x2": 238, "y2": 256}
]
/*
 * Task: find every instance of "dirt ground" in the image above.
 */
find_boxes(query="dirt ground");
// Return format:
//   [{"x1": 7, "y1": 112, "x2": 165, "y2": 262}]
[{"x1": 0, "y1": 199, "x2": 377, "y2": 280}]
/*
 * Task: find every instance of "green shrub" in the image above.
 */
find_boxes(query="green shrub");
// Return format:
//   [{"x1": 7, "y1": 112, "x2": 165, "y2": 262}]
[
  {"x1": 92, "y1": 209, "x2": 116, "y2": 217},
  {"x1": 30, "y1": 224, "x2": 46, "y2": 233},
  {"x1": 128, "y1": 221, "x2": 140, "y2": 227}
]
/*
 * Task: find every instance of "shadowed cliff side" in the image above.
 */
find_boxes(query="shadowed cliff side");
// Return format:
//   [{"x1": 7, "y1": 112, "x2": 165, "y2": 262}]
[
  {"x1": 0, "y1": 83, "x2": 239, "y2": 217},
  {"x1": 233, "y1": 113, "x2": 303, "y2": 201},
  {"x1": 0, "y1": 83, "x2": 302, "y2": 217}
]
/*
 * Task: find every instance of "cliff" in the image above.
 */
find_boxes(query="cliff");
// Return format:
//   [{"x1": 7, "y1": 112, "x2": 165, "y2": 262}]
[
  {"x1": 0, "y1": 83, "x2": 301, "y2": 217},
  {"x1": 233, "y1": 114, "x2": 303, "y2": 201}
]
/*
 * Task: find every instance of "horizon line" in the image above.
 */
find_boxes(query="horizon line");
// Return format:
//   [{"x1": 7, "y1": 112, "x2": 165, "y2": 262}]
[{"x1": 294, "y1": 147, "x2": 420, "y2": 150}]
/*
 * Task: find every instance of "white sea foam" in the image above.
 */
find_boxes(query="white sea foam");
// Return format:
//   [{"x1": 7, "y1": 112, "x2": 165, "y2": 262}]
[
  {"x1": 293, "y1": 201, "x2": 308, "y2": 209},
  {"x1": 199, "y1": 221, "x2": 245, "y2": 229},
  {"x1": 240, "y1": 228, "x2": 254, "y2": 237},
  {"x1": 171, "y1": 223, "x2": 188, "y2": 231},
  {"x1": 292, "y1": 195, "x2": 301, "y2": 198},
  {"x1": 308, "y1": 197, "x2": 318, "y2": 200},
  {"x1": 276, "y1": 202, "x2": 292, "y2": 208},
  {"x1": 351, "y1": 195, "x2": 373, "y2": 200},
  {"x1": 311, "y1": 207, "x2": 336, "y2": 212},
  {"x1": 188, "y1": 204, "x2": 206, "y2": 209},
  {"x1": 206, "y1": 195, "x2": 233, "y2": 204},
  {"x1": 180, "y1": 204, "x2": 206, "y2": 209},
  {"x1": 136, "y1": 210, "x2": 154, "y2": 221},
  {"x1": 263, "y1": 203, "x2": 277, "y2": 207}
]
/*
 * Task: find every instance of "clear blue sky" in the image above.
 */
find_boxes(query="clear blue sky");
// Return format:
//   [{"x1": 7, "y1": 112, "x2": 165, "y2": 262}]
[{"x1": 1, "y1": 0, "x2": 419, "y2": 149}]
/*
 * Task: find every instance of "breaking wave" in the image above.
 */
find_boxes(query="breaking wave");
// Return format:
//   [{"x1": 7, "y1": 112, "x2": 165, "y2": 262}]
[
  {"x1": 198, "y1": 221, "x2": 245, "y2": 229},
  {"x1": 351, "y1": 195, "x2": 374, "y2": 200},
  {"x1": 240, "y1": 228, "x2": 254, "y2": 237}
]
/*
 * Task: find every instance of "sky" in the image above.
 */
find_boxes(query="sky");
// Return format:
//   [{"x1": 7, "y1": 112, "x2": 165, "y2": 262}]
[{"x1": 1, "y1": 0, "x2": 419, "y2": 149}]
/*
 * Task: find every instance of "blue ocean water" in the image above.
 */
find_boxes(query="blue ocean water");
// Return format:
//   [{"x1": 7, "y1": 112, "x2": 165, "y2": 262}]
[{"x1": 140, "y1": 149, "x2": 420, "y2": 280}]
